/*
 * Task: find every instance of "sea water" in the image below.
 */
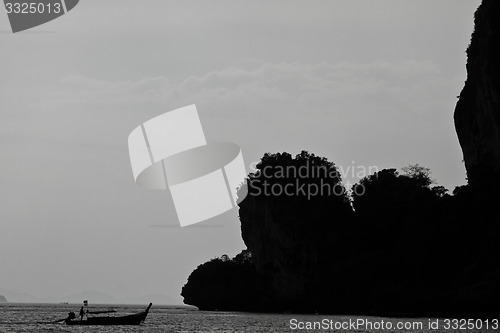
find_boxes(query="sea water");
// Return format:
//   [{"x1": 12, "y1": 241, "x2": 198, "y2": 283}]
[{"x1": 0, "y1": 303, "x2": 497, "y2": 332}]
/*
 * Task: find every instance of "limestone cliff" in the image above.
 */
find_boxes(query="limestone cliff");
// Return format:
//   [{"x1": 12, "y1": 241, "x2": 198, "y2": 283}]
[
  {"x1": 184, "y1": 0, "x2": 500, "y2": 316},
  {"x1": 237, "y1": 154, "x2": 498, "y2": 316},
  {"x1": 186, "y1": 152, "x2": 498, "y2": 316},
  {"x1": 238, "y1": 152, "x2": 354, "y2": 311},
  {"x1": 454, "y1": 0, "x2": 500, "y2": 186}
]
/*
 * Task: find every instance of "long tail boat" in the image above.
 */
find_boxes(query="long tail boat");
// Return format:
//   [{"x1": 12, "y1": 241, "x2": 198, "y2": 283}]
[{"x1": 64, "y1": 303, "x2": 152, "y2": 326}]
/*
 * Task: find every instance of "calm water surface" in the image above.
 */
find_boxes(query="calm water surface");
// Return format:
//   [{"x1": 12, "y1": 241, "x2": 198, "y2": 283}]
[{"x1": 0, "y1": 303, "x2": 497, "y2": 332}]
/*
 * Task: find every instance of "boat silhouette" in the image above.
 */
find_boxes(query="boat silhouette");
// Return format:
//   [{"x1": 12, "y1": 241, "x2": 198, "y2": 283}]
[{"x1": 64, "y1": 303, "x2": 152, "y2": 326}]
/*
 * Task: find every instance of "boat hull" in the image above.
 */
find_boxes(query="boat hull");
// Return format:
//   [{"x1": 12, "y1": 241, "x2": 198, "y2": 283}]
[{"x1": 65, "y1": 303, "x2": 151, "y2": 326}]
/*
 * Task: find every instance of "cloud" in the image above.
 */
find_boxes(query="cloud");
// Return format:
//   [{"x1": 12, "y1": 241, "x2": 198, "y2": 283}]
[
  {"x1": 48, "y1": 60, "x2": 456, "y2": 121},
  {"x1": 3, "y1": 60, "x2": 464, "y2": 190}
]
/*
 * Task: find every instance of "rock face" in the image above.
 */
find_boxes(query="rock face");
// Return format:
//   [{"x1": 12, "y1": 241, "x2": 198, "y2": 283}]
[
  {"x1": 0, "y1": 295, "x2": 7, "y2": 303},
  {"x1": 453, "y1": 2, "x2": 500, "y2": 313},
  {"x1": 454, "y1": 0, "x2": 500, "y2": 186},
  {"x1": 238, "y1": 152, "x2": 354, "y2": 312}
]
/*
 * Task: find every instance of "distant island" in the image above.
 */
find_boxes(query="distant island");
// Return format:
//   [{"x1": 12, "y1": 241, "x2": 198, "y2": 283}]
[
  {"x1": 0, "y1": 295, "x2": 7, "y2": 303},
  {"x1": 182, "y1": 0, "x2": 499, "y2": 318}
]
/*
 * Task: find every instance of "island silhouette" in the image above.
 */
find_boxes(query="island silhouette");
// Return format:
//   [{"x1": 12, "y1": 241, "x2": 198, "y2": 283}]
[{"x1": 182, "y1": 0, "x2": 499, "y2": 317}]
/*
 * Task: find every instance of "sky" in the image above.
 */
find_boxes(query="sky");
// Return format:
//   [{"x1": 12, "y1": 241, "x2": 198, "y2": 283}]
[{"x1": 0, "y1": 0, "x2": 481, "y2": 304}]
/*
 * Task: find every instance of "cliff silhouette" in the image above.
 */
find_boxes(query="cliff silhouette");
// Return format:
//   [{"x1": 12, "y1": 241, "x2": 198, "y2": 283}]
[
  {"x1": 181, "y1": 250, "x2": 274, "y2": 311},
  {"x1": 182, "y1": 0, "x2": 499, "y2": 317},
  {"x1": 455, "y1": 0, "x2": 500, "y2": 188}
]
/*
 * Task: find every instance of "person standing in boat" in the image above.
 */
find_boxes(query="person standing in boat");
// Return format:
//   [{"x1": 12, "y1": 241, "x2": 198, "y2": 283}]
[{"x1": 79, "y1": 306, "x2": 85, "y2": 321}]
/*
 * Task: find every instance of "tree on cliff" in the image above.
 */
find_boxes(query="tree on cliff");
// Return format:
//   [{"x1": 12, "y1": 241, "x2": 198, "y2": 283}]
[
  {"x1": 351, "y1": 165, "x2": 447, "y2": 251},
  {"x1": 351, "y1": 165, "x2": 441, "y2": 226},
  {"x1": 401, "y1": 164, "x2": 435, "y2": 187}
]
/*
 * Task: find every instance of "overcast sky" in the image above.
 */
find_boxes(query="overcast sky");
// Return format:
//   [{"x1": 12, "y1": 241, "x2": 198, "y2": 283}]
[{"x1": 0, "y1": 0, "x2": 480, "y2": 304}]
